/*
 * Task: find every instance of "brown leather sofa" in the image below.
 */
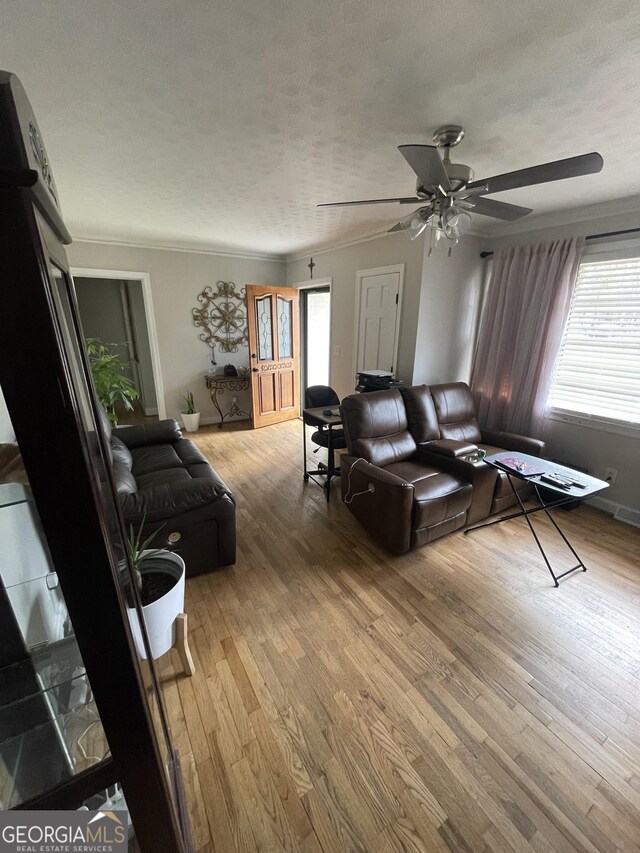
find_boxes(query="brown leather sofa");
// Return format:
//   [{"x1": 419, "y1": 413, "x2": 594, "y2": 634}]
[
  {"x1": 340, "y1": 389, "x2": 473, "y2": 554},
  {"x1": 340, "y1": 382, "x2": 544, "y2": 554},
  {"x1": 98, "y1": 407, "x2": 236, "y2": 576}
]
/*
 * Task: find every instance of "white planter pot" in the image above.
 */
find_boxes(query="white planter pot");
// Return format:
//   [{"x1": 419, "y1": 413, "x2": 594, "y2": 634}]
[
  {"x1": 127, "y1": 550, "x2": 185, "y2": 660},
  {"x1": 182, "y1": 412, "x2": 200, "y2": 432}
]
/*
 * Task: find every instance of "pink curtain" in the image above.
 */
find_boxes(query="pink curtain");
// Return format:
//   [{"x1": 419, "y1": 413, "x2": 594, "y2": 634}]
[{"x1": 471, "y1": 237, "x2": 584, "y2": 437}]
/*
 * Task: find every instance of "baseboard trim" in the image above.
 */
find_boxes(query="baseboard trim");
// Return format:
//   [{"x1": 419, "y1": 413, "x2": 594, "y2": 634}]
[
  {"x1": 587, "y1": 495, "x2": 640, "y2": 527},
  {"x1": 197, "y1": 415, "x2": 251, "y2": 427}
]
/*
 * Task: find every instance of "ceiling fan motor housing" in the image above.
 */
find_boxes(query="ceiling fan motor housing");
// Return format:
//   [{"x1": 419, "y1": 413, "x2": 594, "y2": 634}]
[
  {"x1": 444, "y1": 162, "x2": 474, "y2": 192},
  {"x1": 432, "y1": 124, "x2": 465, "y2": 148}
]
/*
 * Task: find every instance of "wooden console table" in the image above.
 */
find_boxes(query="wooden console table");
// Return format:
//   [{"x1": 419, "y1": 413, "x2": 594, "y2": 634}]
[{"x1": 204, "y1": 374, "x2": 251, "y2": 428}]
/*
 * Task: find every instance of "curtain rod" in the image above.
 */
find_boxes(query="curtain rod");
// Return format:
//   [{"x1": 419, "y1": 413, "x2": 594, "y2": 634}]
[{"x1": 479, "y1": 225, "x2": 640, "y2": 259}]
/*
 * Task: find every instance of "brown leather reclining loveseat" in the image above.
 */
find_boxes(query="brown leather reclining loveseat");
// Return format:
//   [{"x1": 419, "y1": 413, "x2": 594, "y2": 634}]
[
  {"x1": 340, "y1": 382, "x2": 544, "y2": 555},
  {"x1": 98, "y1": 406, "x2": 236, "y2": 576}
]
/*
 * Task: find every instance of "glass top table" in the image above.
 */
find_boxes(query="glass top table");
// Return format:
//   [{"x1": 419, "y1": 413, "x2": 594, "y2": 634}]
[{"x1": 464, "y1": 451, "x2": 609, "y2": 586}]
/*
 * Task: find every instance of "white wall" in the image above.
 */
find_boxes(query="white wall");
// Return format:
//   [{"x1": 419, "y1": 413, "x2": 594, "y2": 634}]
[
  {"x1": 69, "y1": 233, "x2": 483, "y2": 420},
  {"x1": 287, "y1": 232, "x2": 425, "y2": 398},
  {"x1": 485, "y1": 212, "x2": 640, "y2": 515},
  {"x1": 412, "y1": 235, "x2": 485, "y2": 385},
  {"x1": 67, "y1": 241, "x2": 287, "y2": 423}
]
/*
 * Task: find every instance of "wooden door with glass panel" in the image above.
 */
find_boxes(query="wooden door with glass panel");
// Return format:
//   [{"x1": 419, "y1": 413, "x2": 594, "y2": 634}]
[{"x1": 246, "y1": 285, "x2": 300, "y2": 428}]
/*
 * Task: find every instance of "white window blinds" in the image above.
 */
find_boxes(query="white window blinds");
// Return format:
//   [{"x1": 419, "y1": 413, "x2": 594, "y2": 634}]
[{"x1": 547, "y1": 256, "x2": 640, "y2": 424}]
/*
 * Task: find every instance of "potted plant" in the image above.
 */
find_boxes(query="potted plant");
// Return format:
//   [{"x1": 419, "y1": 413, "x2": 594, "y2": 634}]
[
  {"x1": 86, "y1": 338, "x2": 139, "y2": 426},
  {"x1": 181, "y1": 390, "x2": 200, "y2": 432},
  {"x1": 122, "y1": 522, "x2": 186, "y2": 663}
]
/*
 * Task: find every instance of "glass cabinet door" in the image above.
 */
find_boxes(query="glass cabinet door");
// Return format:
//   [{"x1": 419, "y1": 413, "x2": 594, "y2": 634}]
[
  {"x1": 0, "y1": 70, "x2": 189, "y2": 851},
  {"x1": 0, "y1": 446, "x2": 109, "y2": 808}
]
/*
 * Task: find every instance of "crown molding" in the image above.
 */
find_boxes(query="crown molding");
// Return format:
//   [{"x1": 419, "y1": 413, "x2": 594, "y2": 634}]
[
  {"x1": 285, "y1": 221, "x2": 489, "y2": 263},
  {"x1": 286, "y1": 227, "x2": 400, "y2": 262},
  {"x1": 485, "y1": 194, "x2": 640, "y2": 239},
  {"x1": 70, "y1": 234, "x2": 287, "y2": 263},
  {"x1": 68, "y1": 195, "x2": 640, "y2": 264}
]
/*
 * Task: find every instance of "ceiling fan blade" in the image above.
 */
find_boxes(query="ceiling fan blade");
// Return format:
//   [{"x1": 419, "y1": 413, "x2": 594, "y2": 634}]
[
  {"x1": 466, "y1": 152, "x2": 603, "y2": 195},
  {"x1": 318, "y1": 197, "x2": 421, "y2": 208},
  {"x1": 454, "y1": 183, "x2": 488, "y2": 197},
  {"x1": 388, "y1": 221, "x2": 406, "y2": 233},
  {"x1": 398, "y1": 145, "x2": 451, "y2": 192},
  {"x1": 463, "y1": 196, "x2": 533, "y2": 221}
]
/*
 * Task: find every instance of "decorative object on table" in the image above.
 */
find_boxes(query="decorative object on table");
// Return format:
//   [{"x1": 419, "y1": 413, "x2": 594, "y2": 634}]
[
  {"x1": 122, "y1": 519, "x2": 194, "y2": 675},
  {"x1": 495, "y1": 455, "x2": 545, "y2": 476},
  {"x1": 192, "y1": 281, "x2": 248, "y2": 353},
  {"x1": 204, "y1": 373, "x2": 251, "y2": 428},
  {"x1": 208, "y1": 341, "x2": 218, "y2": 372},
  {"x1": 224, "y1": 363, "x2": 239, "y2": 377},
  {"x1": 181, "y1": 389, "x2": 200, "y2": 432},
  {"x1": 86, "y1": 337, "x2": 139, "y2": 425},
  {"x1": 237, "y1": 366, "x2": 249, "y2": 378}
]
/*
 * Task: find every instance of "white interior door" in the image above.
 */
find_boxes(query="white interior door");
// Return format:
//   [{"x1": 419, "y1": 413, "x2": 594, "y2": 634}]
[{"x1": 355, "y1": 265, "x2": 404, "y2": 373}]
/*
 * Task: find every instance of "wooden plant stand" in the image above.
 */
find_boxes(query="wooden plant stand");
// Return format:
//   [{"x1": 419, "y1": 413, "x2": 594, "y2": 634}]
[{"x1": 175, "y1": 613, "x2": 195, "y2": 677}]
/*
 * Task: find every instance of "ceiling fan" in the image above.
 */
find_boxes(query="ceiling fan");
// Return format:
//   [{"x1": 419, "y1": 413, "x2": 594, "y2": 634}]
[{"x1": 319, "y1": 125, "x2": 604, "y2": 247}]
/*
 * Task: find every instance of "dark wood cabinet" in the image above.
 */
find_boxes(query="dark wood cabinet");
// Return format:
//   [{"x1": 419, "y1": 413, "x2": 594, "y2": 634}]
[{"x1": 0, "y1": 71, "x2": 191, "y2": 851}]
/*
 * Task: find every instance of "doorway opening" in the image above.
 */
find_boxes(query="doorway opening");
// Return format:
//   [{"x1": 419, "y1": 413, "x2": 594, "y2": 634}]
[
  {"x1": 300, "y1": 284, "x2": 331, "y2": 392},
  {"x1": 71, "y1": 269, "x2": 166, "y2": 425}
]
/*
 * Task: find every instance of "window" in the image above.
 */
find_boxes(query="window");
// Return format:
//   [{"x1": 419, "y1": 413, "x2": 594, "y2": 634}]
[{"x1": 547, "y1": 256, "x2": 640, "y2": 425}]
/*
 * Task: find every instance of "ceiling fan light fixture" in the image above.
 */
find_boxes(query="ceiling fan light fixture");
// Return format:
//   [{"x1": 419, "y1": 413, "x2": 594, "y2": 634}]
[
  {"x1": 397, "y1": 207, "x2": 432, "y2": 240},
  {"x1": 441, "y1": 205, "x2": 472, "y2": 240}
]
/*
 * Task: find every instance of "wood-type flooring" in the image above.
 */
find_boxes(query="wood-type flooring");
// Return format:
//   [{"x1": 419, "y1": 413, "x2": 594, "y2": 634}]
[{"x1": 155, "y1": 420, "x2": 640, "y2": 853}]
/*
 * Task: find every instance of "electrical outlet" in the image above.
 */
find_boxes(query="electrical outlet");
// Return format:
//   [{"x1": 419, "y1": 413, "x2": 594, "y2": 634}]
[{"x1": 604, "y1": 467, "x2": 617, "y2": 485}]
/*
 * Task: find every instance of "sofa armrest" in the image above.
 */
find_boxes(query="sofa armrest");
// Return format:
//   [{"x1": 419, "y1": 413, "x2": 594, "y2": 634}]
[
  {"x1": 113, "y1": 419, "x2": 183, "y2": 448},
  {"x1": 342, "y1": 455, "x2": 413, "y2": 490},
  {"x1": 417, "y1": 446, "x2": 498, "y2": 525},
  {"x1": 120, "y1": 476, "x2": 234, "y2": 525},
  {"x1": 340, "y1": 455, "x2": 414, "y2": 555},
  {"x1": 423, "y1": 438, "x2": 478, "y2": 458},
  {"x1": 417, "y1": 446, "x2": 487, "y2": 479},
  {"x1": 481, "y1": 429, "x2": 545, "y2": 456}
]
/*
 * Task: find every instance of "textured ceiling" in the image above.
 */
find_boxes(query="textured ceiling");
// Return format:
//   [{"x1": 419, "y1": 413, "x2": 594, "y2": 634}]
[{"x1": 1, "y1": 0, "x2": 640, "y2": 257}]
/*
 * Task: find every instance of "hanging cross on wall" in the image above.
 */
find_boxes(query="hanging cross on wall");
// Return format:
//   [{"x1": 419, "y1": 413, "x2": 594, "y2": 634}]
[{"x1": 308, "y1": 257, "x2": 315, "y2": 279}]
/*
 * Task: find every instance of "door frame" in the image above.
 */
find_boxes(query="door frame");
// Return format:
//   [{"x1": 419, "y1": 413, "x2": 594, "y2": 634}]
[
  {"x1": 292, "y1": 276, "x2": 332, "y2": 403},
  {"x1": 71, "y1": 267, "x2": 167, "y2": 419},
  {"x1": 246, "y1": 284, "x2": 301, "y2": 428},
  {"x1": 353, "y1": 264, "x2": 404, "y2": 377}
]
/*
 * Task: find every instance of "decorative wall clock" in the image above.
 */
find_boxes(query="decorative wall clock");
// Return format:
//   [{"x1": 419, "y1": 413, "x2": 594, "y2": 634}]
[{"x1": 192, "y1": 281, "x2": 248, "y2": 353}]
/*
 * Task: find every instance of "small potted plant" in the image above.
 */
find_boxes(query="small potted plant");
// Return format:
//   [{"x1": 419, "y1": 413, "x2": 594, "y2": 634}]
[
  {"x1": 87, "y1": 338, "x2": 139, "y2": 426},
  {"x1": 181, "y1": 390, "x2": 200, "y2": 432},
  {"x1": 122, "y1": 522, "x2": 187, "y2": 663}
]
